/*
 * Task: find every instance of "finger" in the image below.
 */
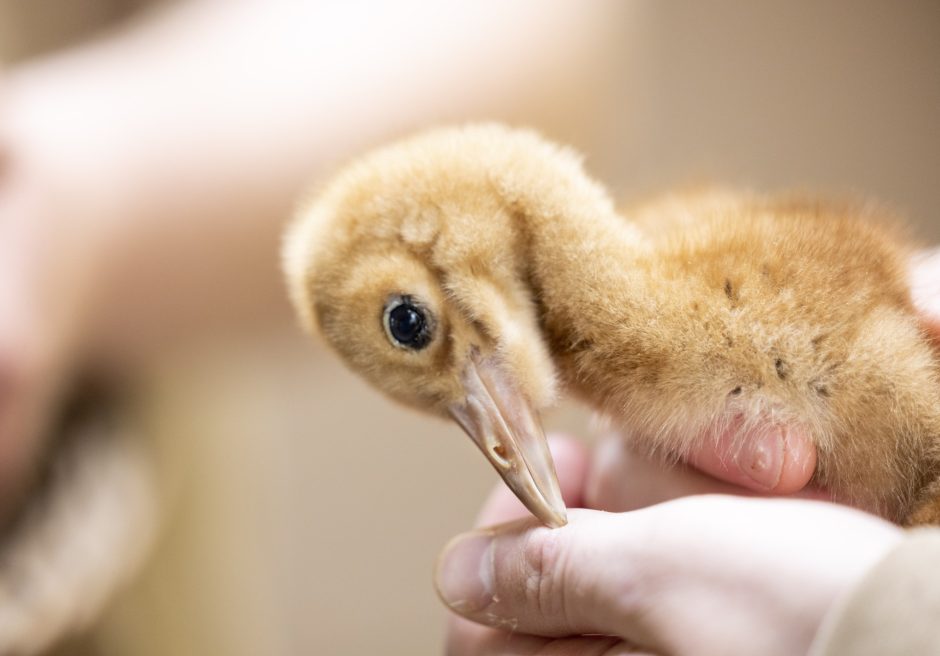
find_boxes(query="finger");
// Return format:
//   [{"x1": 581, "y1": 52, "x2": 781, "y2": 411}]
[
  {"x1": 475, "y1": 433, "x2": 590, "y2": 527},
  {"x1": 587, "y1": 434, "x2": 831, "y2": 512},
  {"x1": 436, "y1": 510, "x2": 646, "y2": 640},
  {"x1": 687, "y1": 421, "x2": 816, "y2": 494},
  {"x1": 586, "y1": 434, "x2": 745, "y2": 511},
  {"x1": 910, "y1": 249, "x2": 940, "y2": 345},
  {"x1": 447, "y1": 616, "x2": 645, "y2": 656}
]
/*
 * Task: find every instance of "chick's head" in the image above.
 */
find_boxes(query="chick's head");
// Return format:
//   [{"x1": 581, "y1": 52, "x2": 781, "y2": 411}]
[{"x1": 283, "y1": 126, "x2": 566, "y2": 526}]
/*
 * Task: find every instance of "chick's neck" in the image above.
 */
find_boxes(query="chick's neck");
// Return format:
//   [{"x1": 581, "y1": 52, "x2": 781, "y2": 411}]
[{"x1": 491, "y1": 155, "x2": 654, "y2": 358}]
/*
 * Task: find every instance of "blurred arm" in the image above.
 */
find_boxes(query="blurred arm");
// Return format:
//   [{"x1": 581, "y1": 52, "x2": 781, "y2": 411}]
[{"x1": 2, "y1": 0, "x2": 620, "y2": 367}]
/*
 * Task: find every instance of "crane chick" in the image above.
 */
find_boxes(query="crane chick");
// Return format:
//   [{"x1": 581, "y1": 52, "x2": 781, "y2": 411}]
[{"x1": 283, "y1": 124, "x2": 940, "y2": 527}]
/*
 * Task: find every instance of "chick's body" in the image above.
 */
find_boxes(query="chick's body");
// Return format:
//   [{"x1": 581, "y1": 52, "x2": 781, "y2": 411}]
[
  {"x1": 285, "y1": 125, "x2": 940, "y2": 526},
  {"x1": 556, "y1": 191, "x2": 938, "y2": 522}
]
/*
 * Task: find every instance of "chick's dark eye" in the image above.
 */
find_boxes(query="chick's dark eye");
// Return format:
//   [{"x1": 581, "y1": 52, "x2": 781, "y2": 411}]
[{"x1": 384, "y1": 298, "x2": 432, "y2": 350}]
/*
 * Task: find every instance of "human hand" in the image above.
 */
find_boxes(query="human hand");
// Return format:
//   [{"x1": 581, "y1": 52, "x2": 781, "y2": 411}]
[
  {"x1": 585, "y1": 430, "x2": 834, "y2": 515},
  {"x1": 437, "y1": 438, "x2": 903, "y2": 656}
]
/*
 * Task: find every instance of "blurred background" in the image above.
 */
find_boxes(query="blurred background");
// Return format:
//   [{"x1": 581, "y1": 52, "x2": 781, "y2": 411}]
[{"x1": 0, "y1": 1, "x2": 937, "y2": 654}]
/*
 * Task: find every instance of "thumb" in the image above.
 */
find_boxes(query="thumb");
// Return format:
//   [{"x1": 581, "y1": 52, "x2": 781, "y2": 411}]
[
  {"x1": 435, "y1": 498, "x2": 900, "y2": 656},
  {"x1": 434, "y1": 510, "x2": 648, "y2": 641}
]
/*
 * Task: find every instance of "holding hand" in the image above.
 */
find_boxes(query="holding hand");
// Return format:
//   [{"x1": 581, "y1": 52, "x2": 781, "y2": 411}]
[
  {"x1": 439, "y1": 251, "x2": 940, "y2": 654},
  {"x1": 437, "y1": 438, "x2": 901, "y2": 656}
]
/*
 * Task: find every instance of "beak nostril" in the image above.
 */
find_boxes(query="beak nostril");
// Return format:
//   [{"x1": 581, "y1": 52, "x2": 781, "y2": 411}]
[{"x1": 490, "y1": 443, "x2": 509, "y2": 468}]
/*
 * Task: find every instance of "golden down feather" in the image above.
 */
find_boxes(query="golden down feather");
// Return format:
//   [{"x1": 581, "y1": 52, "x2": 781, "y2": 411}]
[{"x1": 284, "y1": 124, "x2": 940, "y2": 527}]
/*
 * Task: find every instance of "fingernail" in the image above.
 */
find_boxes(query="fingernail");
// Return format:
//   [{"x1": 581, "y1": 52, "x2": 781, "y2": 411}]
[
  {"x1": 434, "y1": 531, "x2": 495, "y2": 614},
  {"x1": 737, "y1": 427, "x2": 784, "y2": 490}
]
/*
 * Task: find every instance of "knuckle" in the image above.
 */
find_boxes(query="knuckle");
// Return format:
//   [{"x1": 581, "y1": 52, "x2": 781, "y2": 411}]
[
  {"x1": 585, "y1": 456, "x2": 618, "y2": 510},
  {"x1": 585, "y1": 435, "x2": 642, "y2": 512},
  {"x1": 606, "y1": 517, "x2": 661, "y2": 625},
  {"x1": 521, "y1": 527, "x2": 570, "y2": 624}
]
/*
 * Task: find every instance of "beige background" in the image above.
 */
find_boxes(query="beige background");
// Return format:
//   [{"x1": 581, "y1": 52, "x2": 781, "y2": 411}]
[{"x1": 3, "y1": 1, "x2": 939, "y2": 654}]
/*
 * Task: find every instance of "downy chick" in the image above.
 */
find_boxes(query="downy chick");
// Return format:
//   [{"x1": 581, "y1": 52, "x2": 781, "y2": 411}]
[{"x1": 283, "y1": 124, "x2": 940, "y2": 527}]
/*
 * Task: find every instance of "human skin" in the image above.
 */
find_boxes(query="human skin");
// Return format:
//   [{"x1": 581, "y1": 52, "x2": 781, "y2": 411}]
[{"x1": 437, "y1": 435, "x2": 904, "y2": 656}]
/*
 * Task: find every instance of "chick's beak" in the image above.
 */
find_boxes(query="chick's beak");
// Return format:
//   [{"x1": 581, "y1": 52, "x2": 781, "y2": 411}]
[{"x1": 448, "y1": 350, "x2": 568, "y2": 528}]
